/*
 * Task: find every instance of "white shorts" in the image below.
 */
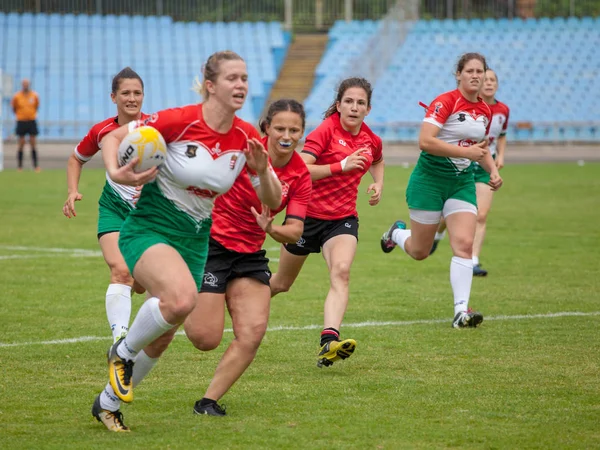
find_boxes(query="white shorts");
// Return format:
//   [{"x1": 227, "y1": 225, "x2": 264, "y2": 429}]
[{"x1": 409, "y1": 199, "x2": 477, "y2": 225}]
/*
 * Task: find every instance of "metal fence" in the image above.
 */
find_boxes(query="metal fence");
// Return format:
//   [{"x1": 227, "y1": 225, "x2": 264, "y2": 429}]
[{"x1": 2, "y1": 0, "x2": 599, "y2": 30}]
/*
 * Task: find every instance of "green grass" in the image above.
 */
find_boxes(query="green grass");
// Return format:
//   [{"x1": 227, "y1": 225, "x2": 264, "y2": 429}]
[{"x1": 1, "y1": 163, "x2": 599, "y2": 449}]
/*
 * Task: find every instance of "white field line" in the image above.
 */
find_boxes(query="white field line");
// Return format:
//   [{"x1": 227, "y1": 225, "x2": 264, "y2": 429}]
[
  {"x1": 0, "y1": 245, "x2": 103, "y2": 260},
  {"x1": 0, "y1": 245, "x2": 101, "y2": 254},
  {"x1": 1, "y1": 311, "x2": 599, "y2": 348}
]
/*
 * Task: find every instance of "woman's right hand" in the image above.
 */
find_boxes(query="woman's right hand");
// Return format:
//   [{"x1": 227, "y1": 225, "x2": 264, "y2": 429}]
[
  {"x1": 342, "y1": 148, "x2": 369, "y2": 172},
  {"x1": 108, "y1": 158, "x2": 158, "y2": 186},
  {"x1": 63, "y1": 192, "x2": 83, "y2": 218},
  {"x1": 464, "y1": 141, "x2": 488, "y2": 162}
]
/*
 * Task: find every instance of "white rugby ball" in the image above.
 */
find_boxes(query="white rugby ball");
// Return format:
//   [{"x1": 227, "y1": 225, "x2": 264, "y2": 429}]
[{"x1": 118, "y1": 126, "x2": 167, "y2": 172}]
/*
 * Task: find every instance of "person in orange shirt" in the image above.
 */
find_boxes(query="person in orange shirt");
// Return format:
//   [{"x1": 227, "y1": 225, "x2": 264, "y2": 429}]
[{"x1": 11, "y1": 79, "x2": 40, "y2": 171}]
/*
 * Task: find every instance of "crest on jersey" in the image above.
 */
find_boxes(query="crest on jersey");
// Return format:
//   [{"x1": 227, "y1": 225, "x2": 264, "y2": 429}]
[
  {"x1": 498, "y1": 116, "x2": 504, "y2": 125},
  {"x1": 186, "y1": 145, "x2": 198, "y2": 158},
  {"x1": 457, "y1": 113, "x2": 466, "y2": 122},
  {"x1": 431, "y1": 102, "x2": 443, "y2": 118},
  {"x1": 281, "y1": 181, "x2": 290, "y2": 197},
  {"x1": 143, "y1": 113, "x2": 159, "y2": 125},
  {"x1": 229, "y1": 154, "x2": 238, "y2": 170},
  {"x1": 338, "y1": 139, "x2": 347, "y2": 147}
]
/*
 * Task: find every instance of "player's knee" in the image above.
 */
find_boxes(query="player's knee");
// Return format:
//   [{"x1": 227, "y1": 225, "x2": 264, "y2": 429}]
[
  {"x1": 110, "y1": 265, "x2": 133, "y2": 285},
  {"x1": 186, "y1": 328, "x2": 221, "y2": 351},
  {"x1": 330, "y1": 261, "x2": 351, "y2": 284},
  {"x1": 476, "y1": 212, "x2": 488, "y2": 224},
  {"x1": 412, "y1": 249, "x2": 430, "y2": 261},
  {"x1": 237, "y1": 321, "x2": 268, "y2": 351},
  {"x1": 270, "y1": 279, "x2": 291, "y2": 296},
  {"x1": 452, "y1": 238, "x2": 473, "y2": 258}
]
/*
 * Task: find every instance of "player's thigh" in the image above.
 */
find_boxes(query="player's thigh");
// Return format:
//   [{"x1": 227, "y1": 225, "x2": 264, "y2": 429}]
[
  {"x1": 226, "y1": 278, "x2": 271, "y2": 338},
  {"x1": 273, "y1": 244, "x2": 308, "y2": 286},
  {"x1": 98, "y1": 232, "x2": 129, "y2": 272},
  {"x1": 445, "y1": 208, "x2": 477, "y2": 255},
  {"x1": 475, "y1": 182, "x2": 494, "y2": 219},
  {"x1": 322, "y1": 234, "x2": 357, "y2": 276},
  {"x1": 184, "y1": 292, "x2": 226, "y2": 348},
  {"x1": 133, "y1": 243, "x2": 197, "y2": 303}
]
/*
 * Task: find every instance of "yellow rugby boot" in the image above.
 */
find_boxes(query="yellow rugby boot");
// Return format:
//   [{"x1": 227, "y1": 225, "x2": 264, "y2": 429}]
[{"x1": 317, "y1": 338, "x2": 357, "y2": 368}]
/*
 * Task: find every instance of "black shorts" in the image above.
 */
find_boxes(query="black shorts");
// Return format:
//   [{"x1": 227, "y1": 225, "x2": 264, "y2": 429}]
[
  {"x1": 16, "y1": 120, "x2": 39, "y2": 137},
  {"x1": 199, "y1": 238, "x2": 271, "y2": 294},
  {"x1": 284, "y1": 216, "x2": 359, "y2": 256}
]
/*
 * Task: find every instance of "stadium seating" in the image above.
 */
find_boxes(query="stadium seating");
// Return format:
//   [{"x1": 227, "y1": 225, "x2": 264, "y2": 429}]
[
  {"x1": 304, "y1": 17, "x2": 600, "y2": 141},
  {"x1": 0, "y1": 13, "x2": 290, "y2": 140}
]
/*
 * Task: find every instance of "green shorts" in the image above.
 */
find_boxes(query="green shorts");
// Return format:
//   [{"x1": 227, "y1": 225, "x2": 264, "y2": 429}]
[
  {"x1": 97, "y1": 182, "x2": 132, "y2": 237},
  {"x1": 118, "y1": 182, "x2": 212, "y2": 292},
  {"x1": 473, "y1": 163, "x2": 491, "y2": 184},
  {"x1": 406, "y1": 165, "x2": 476, "y2": 211}
]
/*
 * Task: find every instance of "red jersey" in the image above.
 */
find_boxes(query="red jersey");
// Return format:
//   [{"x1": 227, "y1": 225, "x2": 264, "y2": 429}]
[
  {"x1": 420, "y1": 89, "x2": 492, "y2": 176},
  {"x1": 74, "y1": 114, "x2": 148, "y2": 162},
  {"x1": 74, "y1": 114, "x2": 149, "y2": 206},
  {"x1": 131, "y1": 104, "x2": 263, "y2": 224},
  {"x1": 301, "y1": 113, "x2": 383, "y2": 220},
  {"x1": 487, "y1": 101, "x2": 510, "y2": 157},
  {"x1": 211, "y1": 136, "x2": 312, "y2": 253}
]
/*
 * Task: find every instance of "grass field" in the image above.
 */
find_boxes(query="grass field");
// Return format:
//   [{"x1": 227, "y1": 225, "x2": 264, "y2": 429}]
[{"x1": 1, "y1": 163, "x2": 599, "y2": 449}]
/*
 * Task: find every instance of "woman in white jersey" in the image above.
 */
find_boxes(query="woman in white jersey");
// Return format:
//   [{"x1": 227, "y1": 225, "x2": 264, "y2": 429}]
[
  {"x1": 89, "y1": 51, "x2": 282, "y2": 432},
  {"x1": 430, "y1": 69, "x2": 510, "y2": 278},
  {"x1": 380, "y1": 53, "x2": 502, "y2": 329},
  {"x1": 63, "y1": 67, "x2": 146, "y2": 343}
]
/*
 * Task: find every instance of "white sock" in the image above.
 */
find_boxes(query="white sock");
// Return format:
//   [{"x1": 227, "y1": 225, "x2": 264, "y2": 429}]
[
  {"x1": 117, "y1": 297, "x2": 174, "y2": 360},
  {"x1": 106, "y1": 284, "x2": 132, "y2": 342},
  {"x1": 99, "y1": 350, "x2": 159, "y2": 412},
  {"x1": 132, "y1": 350, "x2": 159, "y2": 388},
  {"x1": 472, "y1": 255, "x2": 480, "y2": 266},
  {"x1": 450, "y1": 256, "x2": 473, "y2": 316},
  {"x1": 99, "y1": 383, "x2": 121, "y2": 412},
  {"x1": 435, "y1": 230, "x2": 446, "y2": 241},
  {"x1": 391, "y1": 228, "x2": 411, "y2": 252}
]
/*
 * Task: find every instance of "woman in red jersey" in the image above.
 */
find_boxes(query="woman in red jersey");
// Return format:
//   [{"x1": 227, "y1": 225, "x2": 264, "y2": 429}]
[
  {"x1": 430, "y1": 68, "x2": 510, "y2": 277},
  {"x1": 184, "y1": 99, "x2": 312, "y2": 416},
  {"x1": 380, "y1": 53, "x2": 502, "y2": 329},
  {"x1": 63, "y1": 67, "x2": 147, "y2": 343},
  {"x1": 90, "y1": 51, "x2": 282, "y2": 432},
  {"x1": 270, "y1": 77, "x2": 385, "y2": 368}
]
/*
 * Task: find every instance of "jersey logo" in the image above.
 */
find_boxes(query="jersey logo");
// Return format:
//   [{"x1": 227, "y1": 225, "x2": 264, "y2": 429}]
[
  {"x1": 229, "y1": 154, "x2": 238, "y2": 170},
  {"x1": 186, "y1": 186, "x2": 219, "y2": 198},
  {"x1": 338, "y1": 139, "x2": 347, "y2": 146},
  {"x1": 498, "y1": 116, "x2": 504, "y2": 125},
  {"x1": 281, "y1": 181, "x2": 290, "y2": 197},
  {"x1": 457, "y1": 113, "x2": 466, "y2": 122},
  {"x1": 431, "y1": 101, "x2": 443, "y2": 119},
  {"x1": 186, "y1": 145, "x2": 198, "y2": 158},
  {"x1": 458, "y1": 139, "x2": 477, "y2": 147}
]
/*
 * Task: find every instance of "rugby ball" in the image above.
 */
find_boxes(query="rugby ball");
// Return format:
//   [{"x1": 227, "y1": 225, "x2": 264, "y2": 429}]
[{"x1": 118, "y1": 126, "x2": 167, "y2": 172}]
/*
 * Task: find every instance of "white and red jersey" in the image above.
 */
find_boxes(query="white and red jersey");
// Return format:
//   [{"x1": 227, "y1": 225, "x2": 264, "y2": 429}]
[
  {"x1": 487, "y1": 100, "x2": 510, "y2": 157},
  {"x1": 302, "y1": 113, "x2": 383, "y2": 220},
  {"x1": 133, "y1": 104, "x2": 264, "y2": 224},
  {"x1": 74, "y1": 114, "x2": 149, "y2": 207},
  {"x1": 420, "y1": 89, "x2": 492, "y2": 176},
  {"x1": 211, "y1": 136, "x2": 312, "y2": 253}
]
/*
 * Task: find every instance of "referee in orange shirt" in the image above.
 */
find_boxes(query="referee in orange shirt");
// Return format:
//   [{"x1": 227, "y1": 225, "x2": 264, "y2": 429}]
[{"x1": 11, "y1": 79, "x2": 40, "y2": 171}]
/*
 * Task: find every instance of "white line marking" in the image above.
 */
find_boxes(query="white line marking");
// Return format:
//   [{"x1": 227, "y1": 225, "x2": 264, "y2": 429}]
[
  {"x1": 0, "y1": 245, "x2": 100, "y2": 254},
  {"x1": 1, "y1": 311, "x2": 598, "y2": 348}
]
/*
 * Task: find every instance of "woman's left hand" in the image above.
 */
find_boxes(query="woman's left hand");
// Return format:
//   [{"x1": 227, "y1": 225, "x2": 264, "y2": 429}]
[
  {"x1": 245, "y1": 138, "x2": 269, "y2": 174},
  {"x1": 488, "y1": 172, "x2": 503, "y2": 191},
  {"x1": 251, "y1": 204, "x2": 273, "y2": 233},
  {"x1": 367, "y1": 183, "x2": 383, "y2": 206}
]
